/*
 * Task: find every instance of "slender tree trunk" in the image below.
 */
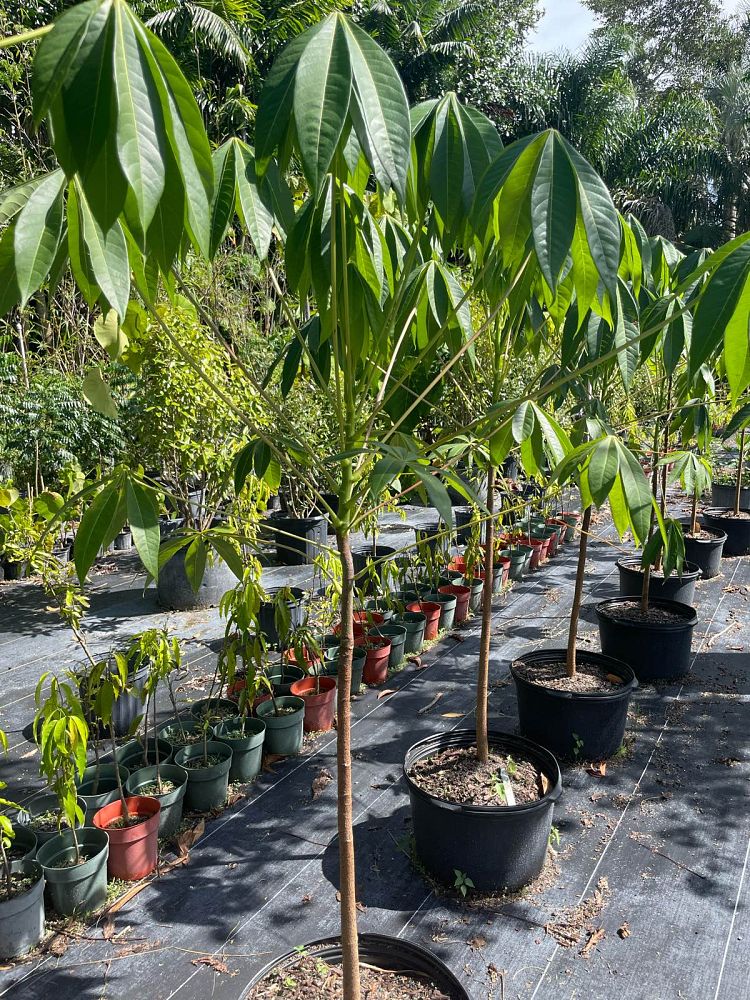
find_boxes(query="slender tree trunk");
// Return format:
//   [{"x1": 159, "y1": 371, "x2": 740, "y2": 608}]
[
  {"x1": 566, "y1": 506, "x2": 592, "y2": 678},
  {"x1": 640, "y1": 423, "x2": 661, "y2": 614},
  {"x1": 734, "y1": 429, "x2": 746, "y2": 516},
  {"x1": 476, "y1": 465, "x2": 496, "y2": 765},
  {"x1": 691, "y1": 493, "x2": 699, "y2": 537},
  {"x1": 335, "y1": 529, "x2": 361, "y2": 1000}
]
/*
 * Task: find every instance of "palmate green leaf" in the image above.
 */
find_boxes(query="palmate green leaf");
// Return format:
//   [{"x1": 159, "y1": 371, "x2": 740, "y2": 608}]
[
  {"x1": 210, "y1": 140, "x2": 237, "y2": 257},
  {"x1": 112, "y1": 0, "x2": 166, "y2": 233},
  {"x1": 13, "y1": 169, "x2": 66, "y2": 307},
  {"x1": 77, "y1": 186, "x2": 130, "y2": 317},
  {"x1": 724, "y1": 398, "x2": 750, "y2": 437},
  {"x1": 209, "y1": 535, "x2": 243, "y2": 581},
  {"x1": 294, "y1": 15, "x2": 351, "y2": 196},
  {"x1": 616, "y1": 443, "x2": 652, "y2": 545},
  {"x1": 530, "y1": 133, "x2": 577, "y2": 292},
  {"x1": 343, "y1": 18, "x2": 410, "y2": 203},
  {"x1": 723, "y1": 272, "x2": 750, "y2": 403},
  {"x1": 586, "y1": 436, "x2": 619, "y2": 506},
  {"x1": 235, "y1": 143, "x2": 274, "y2": 260},
  {"x1": 370, "y1": 456, "x2": 403, "y2": 502},
  {"x1": 614, "y1": 280, "x2": 640, "y2": 389},
  {"x1": 471, "y1": 132, "x2": 539, "y2": 238},
  {"x1": 74, "y1": 478, "x2": 124, "y2": 582},
  {"x1": 126, "y1": 478, "x2": 160, "y2": 580},
  {"x1": 0, "y1": 224, "x2": 20, "y2": 318},
  {"x1": 411, "y1": 466, "x2": 453, "y2": 530},
  {"x1": 690, "y1": 239, "x2": 750, "y2": 378},
  {"x1": 82, "y1": 366, "x2": 119, "y2": 419}
]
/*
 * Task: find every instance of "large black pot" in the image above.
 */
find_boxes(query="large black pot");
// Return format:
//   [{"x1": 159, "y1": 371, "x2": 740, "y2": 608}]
[
  {"x1": 258, "y1": 586, "x2": 306, "y2": 646},
  {"x1": 265, "y1": 512, "x2": 327, "y2": 565},
  {"x1": 680, "y1": 521, "x2": 727, "y2": 579},
  {"x1": 596, "y1": 597, "x2": 697, "y2": 682},
  {"x1": 351, "y1": 544, "x2": 396, "y2": 593},
  {"x1": 79, "y1": 659, "x2": 149, "y2": 738},
  {"x1": 617, "y1": 557, "x2": 701, "y2": 606},
  {"x1": 701, "y1": 508, "x2": 750, "y2": 557},
  {"x1": 511, "y1": 649, "x2": 637, "y2": 761},
  {"x1": 712, "y1": 483, "x2": 750, "y2": 509},
  {"x1": 157, "y1": 546, "x2": 237, "y2": 610},
  {"x1": 245, "y1": 934, "x2": 468, "y2": 999},
  {"x1": 404, "y1": 729, "x2": 561, "y2": 892}
]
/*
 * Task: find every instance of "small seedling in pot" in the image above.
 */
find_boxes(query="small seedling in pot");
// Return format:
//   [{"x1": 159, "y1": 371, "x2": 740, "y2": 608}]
[
  {"x1": 454, "y1": 869, "x2": 475, "y2": 897},
  {"x1": 492, "y1": 775, "x2": 506, "y2": 802},
  {"x1": 506, "y1": 755, "x2": 518, "y2": 777}
]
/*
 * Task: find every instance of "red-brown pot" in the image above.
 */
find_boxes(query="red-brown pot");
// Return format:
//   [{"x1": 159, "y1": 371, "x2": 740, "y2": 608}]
[
  {"x1": 353, "y1": 610, "x2": 384, "y2": 629},
  {"x1": 334, "y1": 620, "x2": 367, "y2": 638},
  {"x1": 93, "y1": 795, "x2": 160, "y2": 881},
  {"x1": 282, "y1": 647, "x2": 324, "y2": 672},
  {"x1": 517, "y1": 536, "x2": 544, "y2": 569},
  {"x1": 406, "y1": 601, "x2": 441, "y2": 640},
  {"x1": 289, "y1": 676, "x2": 337, "y2": 732},
  {"x1": 438, "y1": 584, "x2": 471, "y2": 624},
  {"x1": 356, "y1": 635, "x2": 392, "y2": 684},
  {"x1": 495, "y1": 556, "x2": 511, "y2": 585}
]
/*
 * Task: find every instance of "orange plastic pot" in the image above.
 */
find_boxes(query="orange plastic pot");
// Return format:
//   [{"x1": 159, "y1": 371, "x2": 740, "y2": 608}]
[
  {"x1": 495, "y1": 556, "x2": 511, "y2": 585},
  {"x1": 93, "y1": 795, "x2": 160, "y2": 881},
  {"x1": 353, "y1": 610, "x2": 384, "y2": 629},
  {"x1": 282, "y1": 647, "x2": 324, "y2": 672},
  {"x1": 406, "y1": 601, "x2": 441, "y2": 640},
  {"x1": 438, "y1": 584, "x2": 471, "y2": 624},
  {"x1": 356, "y1": 635, "x2": 392, "y2": 685},
  {"x1": 334, "y1": 620, "x2": 366, "y2": 638},
  {"x1": 289, "y1": 676, "x2": 337, "y2": 732}
]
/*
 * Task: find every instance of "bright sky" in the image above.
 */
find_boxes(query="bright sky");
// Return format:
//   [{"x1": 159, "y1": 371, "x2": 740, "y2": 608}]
[{"x1": 530, "y1": 0, "x2": 742, "y2": 54}]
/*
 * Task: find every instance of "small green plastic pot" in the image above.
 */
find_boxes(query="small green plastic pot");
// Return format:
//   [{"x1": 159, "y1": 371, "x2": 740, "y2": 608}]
[
  {"x1": 0, "y1": 860, "x2": 44, "y2": 959},
  {"x1": 36, "y1": 828, "x2": 109, "y2": 916},
  {"x1": 323, "y1": 649, "x2": 365, "y2": 697},
  {"x1": 189, "y1": 697, "x2": 238, "y2": 724},
  {"x1": 255, "y1": 696, "x2": 305, "y2": 755},
  {"x1": 468, "y1": 578, "x2": 484, "y2": 613},
  {"x1": 125, "y1": 764, "x2": 189, "y2": 838},
  {"x1": 173, "y1": 741, "x2": 233, "y2": 812},
  {"x1": 392, "y1": 612, "x2": 426, "y2": 654},
  {"x1": 267, "y1": 664, "x2": 305, "y2": 695},
  {"x1": 17, "y1": 794, "x2": 86, "y2": 846},
  {"x1": 369, "y1": 624, "x2": 407, "y2": 669},
  {"x1": 214, "y1": 717, "x2": 266, "y2": 782},
  {"x1": 422, "y1": 592, "x2": 457, "y2": 631},
  {"x1": 115, "y1": 739, "x2": 174, "y2": 770},
  {"x1": 77, "y1": 762, "x2": 130, "y2": 789},
  {"x1": 8, "y1": 825, "x2": 37, "y2": 871},
  {"x1": 158, "y1": 719, "x2": 214, "y2": 750},
  {"x1": 77, "y1": 778, "x2": 123, "y2": 825},
  {"x1": 508, "y1": 550, "x2": 526, "y2": 582}
]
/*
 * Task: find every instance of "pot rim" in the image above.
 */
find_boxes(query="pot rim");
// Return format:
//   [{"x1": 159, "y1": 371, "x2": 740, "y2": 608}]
[
  {"x1": 174, "y1": 740, "x2": 233, "y2": 766},
  {"x1": 125, "y1": 763, "x2": 190, "y2": 796},
  {"x1": 702, "y1": 506, "x2": 750, "y2": 519},
  {"x1": 616, "y1": 556, "x2": 702, "y2": 581},
  {"x1": 510, "y1": 649, "x2": 638, "y2": 703},
  {"x1": 679, "y1": 520, "x2": 728, "y2": 543},
  {"x1": 403, "y1": 729, "x2": 562, "y2": 816},
  {"x1": 595, "y1": 596, "x2": 698, "y2": 629}
]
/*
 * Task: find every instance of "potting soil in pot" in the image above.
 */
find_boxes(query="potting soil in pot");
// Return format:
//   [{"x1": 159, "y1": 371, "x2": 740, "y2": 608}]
[
  {"x1": 0, "y1": 871, "x2": 40, "y2": 902},
  {"x1": 182, "y1": 754, "x2": 225, "y2": 768},
  {"x1": 408, "y1": 745, "x2": 543, "y2": 807},
  {"x1": 513, "y1": 659, "x2": 622, "y2": 694},
  {"x1": 247, "y1": 954, "x2": 461, "y2": 999},
  {"x1": 105, "y1": 814, "x2": 150, "y2": 830},
  {"x1": 604, "y1": 602, "x2": 688, "y2": 626}
]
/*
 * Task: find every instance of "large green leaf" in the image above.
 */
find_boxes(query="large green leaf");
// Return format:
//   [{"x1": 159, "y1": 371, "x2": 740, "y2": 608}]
[
  {"x1": 77, "y1": 186, "x2": 130, "y2": 317},
  {"x1": 209, "y1": 141, "x2": 237, "y2": 258},
  {"x1": 343, "y1": 18, "x2": 410, "y2": 203},
  {"x1": 13, "y1": 170, "x2": 66, "y2": 306},
  {"x1": 0, "y1": 176, "x2": 46, "y2": 227},
  {"x1": 74, "y1": 478, "x2": 124, "y2": 582},
  {"x1": 112, "y1": 0, "x2": 166, "y2": 232},
  {"x1": 184, "y1": 536, "x2": 207, "y2": 593},
  {"x1": 126, "y1": 478, "x2": 160, "y2": 579},
  {"x1": 82, "y1": 366, "x2": 118, "y2": 419},
  {"x1": 294, "y1": 15, "x2": 351, "y2": 195},
  {"x1": 586, "y1": 437, "x2": 619, "y2": 506},
  {"x1": 235, "y1": 143, "x2": 274, "y2": 260},
  {"x1": 690, "y1": 239, "x2": 750, "y2": 378},
  {"x1": 530, "y1": 133, "x2": 577, "y2": 291}
]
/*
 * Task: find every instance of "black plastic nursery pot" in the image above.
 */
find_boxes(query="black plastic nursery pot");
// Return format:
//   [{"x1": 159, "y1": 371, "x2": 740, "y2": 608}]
[
  {"x1": 403, "y1": 730, "x2": 562, "y2": 892},
  {"x1": 36, "y1": 827, "x2": 109, "y2": 917},
  {"x1": 596, "y1": 598, "x2": 698, "y2": 682},
  {"x1": 680, "y1": 521, "x2": 727, "y2": 579},
  {"x1": 157, "y1": 545, "x2": 237, "y2": 610},
  {"x1": 245, "y1": 933, "x2": 468, "y2": 998},
  {"x1": 0, "y1": 861, "x2": 45, "y2": 959},
  {"x1": 265, "y1": 512, "x2": 327, "y2": 565},
  {"x1": 258, "y1": 586, "x2": 307, "y2": 646},
  {"x1": 617, "y1": 557, "x2": 701, "y2": 606},
  {"x1": 351, "y1": 545, "x2": 396, "y2": 592},
  {"x1": 214, "y1": 717, "x2": 266, "y2": 783},
  {"x1": 511, "y1": 650, "x2": 637, "y2": 761},
  {"x1": 174, "y1": 741, "x2": 233, "y2": 812},
  {"x1": 125, "y1": 764, "x2": 189, "y2": 839},
  {"x1": 711, "y1": 483, "x2": 750, "y2": 509},
  {"x1": 702, "y1": 508, "x2": 750, "y2": 557}
]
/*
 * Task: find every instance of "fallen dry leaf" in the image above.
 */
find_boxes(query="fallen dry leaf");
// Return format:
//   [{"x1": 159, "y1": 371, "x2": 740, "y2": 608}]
[
  {"x1": 468, "y1": 934, "x2": 486, "y2": 950},
  {"x1": 539, "y1": 773, "x2": 551, "y2": 796},
  {"x1": 262, "y1": 753, "x2": 285, "y2": 774},
  {"x1": 441, "y1": 712, "x2": 463, "y2": 718},
  {"x1": 587, "y1": 762, "x2": 607, "y2": 778},
  {"x1": 580, "y1": 927, "x2": 605, "y2": 957},
  {"x1": 226, "y1": 787, "x2": 246, "y2": 807},
  {"x1": 377, "y1": 689, "x2": 397, "y2": 699},
  {"x1": 46, "y1": 934, "x2": 68, "y2": 957},
  {"x1": 301, "y1": 894, "x2": 312, "y2": 905},
  {"x1": 617, "y1": 922, "x2": 631, "y2": 939},
  {"x1": 605, "y1": 673, "x2": 623, "y2": 685},
  {"x1": 191, "y1": 956, "x2": 236, "y2": 975},
  {"x1": 176, "y1": 818, "x2": 205, "y2": 859},
  {"x1": 407, "y1": 655, "x2": 424, "y2": 669},
  {"x1": 311, "y1": 768, "x2": 333, "y2": 800},
  {"x1": 102, "y1": 915, "x2": 116, "y2": 940},
  {"x1": 417, "y1": 692, "x2": 443, "y2": 715}
]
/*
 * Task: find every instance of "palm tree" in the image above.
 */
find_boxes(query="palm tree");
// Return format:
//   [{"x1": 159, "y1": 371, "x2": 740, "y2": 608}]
[{"x1": 353, "y1": 0, "x2": 484, "y2": 100}]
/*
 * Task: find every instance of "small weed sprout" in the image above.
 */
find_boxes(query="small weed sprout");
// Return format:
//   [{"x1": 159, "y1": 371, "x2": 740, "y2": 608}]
[{"x1": 454, "y1": 869, "x2": 475, "y2": 897}]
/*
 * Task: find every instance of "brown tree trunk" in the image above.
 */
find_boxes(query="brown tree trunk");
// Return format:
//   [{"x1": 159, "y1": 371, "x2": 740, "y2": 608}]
[
  {"x1": 566, "y1": 506, "x2": 592, "y2": 678},
  {"x1": 476, "y1": 465, "x2": 496, "y2": 764},
  {"x1": 335, "y1": 529, "x2": 361, "y2": 1000},
  {"x1": 734, "y1": 429, "x2": 746, "y2": 517}
]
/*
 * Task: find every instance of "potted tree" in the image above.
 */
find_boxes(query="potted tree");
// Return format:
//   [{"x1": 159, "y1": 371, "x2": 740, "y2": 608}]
[
  {"x1": 703, "y1": 402, "x2": 750, "y2": 555},
  {"x1": 669, "y1": 450, "x2": 727, "y2": 579}
]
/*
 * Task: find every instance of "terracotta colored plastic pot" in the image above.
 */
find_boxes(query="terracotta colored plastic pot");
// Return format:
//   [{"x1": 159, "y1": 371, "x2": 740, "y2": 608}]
[
  {"x1": 289, "y1": 676, "x2": 337, "y2": 732},
  {"x1": 93, "y1": 795, "x2": 160, "y2": 881},
  {"x1": 353, "y1": 610, "x2": 384, "y2": 630},
  {"x1": 406, "y1": 600, "x2": 441, "y2": 640},
  {"x1": 495, "y1": 556, "x2": 511, "y2": 585},
  {"x1": 436, "y1": 584, "x2": 469, "y2": 624},
  {"x1": 356, "y1": 635, "x2": 392, "y2": 685},
  {"x1": 281, "y1": 647, "x2": 324, "y2": 673}
]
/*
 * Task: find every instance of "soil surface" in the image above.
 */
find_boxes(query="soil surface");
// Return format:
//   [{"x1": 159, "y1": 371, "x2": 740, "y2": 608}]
[
  {"x1": 0, "y1": 872, "x2": 39, "y2": 901},
  {"x1": 182, "y1": 754, "x2": 224, "y2": 769},
  {"x1": 684, "y1": 528, "x2": 722, "y2": 540},
  {"x1": 27, "y1": 811, "x2": 68, "y2": 832},
  {"x1": 164, "y1": 731, "x2": 204, "y2": 747},
  {"x1": 710, "y1": 509, "x2": 750, "y2": 520},
  {"x1": 247, "y1": 955, "x2": 458, "y2": 999},
  {"x1": 514, "y1": 658, "x2": 622, "y2": 693},
  {"x1": 106, "y1": 813, "x2": 149, "y2": 830},
  {"x1": 408, "y1": 745, "x2": 543, "y2": 806},
  {"x1": 603, "y1": 602, "x2": 690, "y2": 625},
  {"x1": 138, "y1": 780, "x2": 176, "y2": 795}
]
